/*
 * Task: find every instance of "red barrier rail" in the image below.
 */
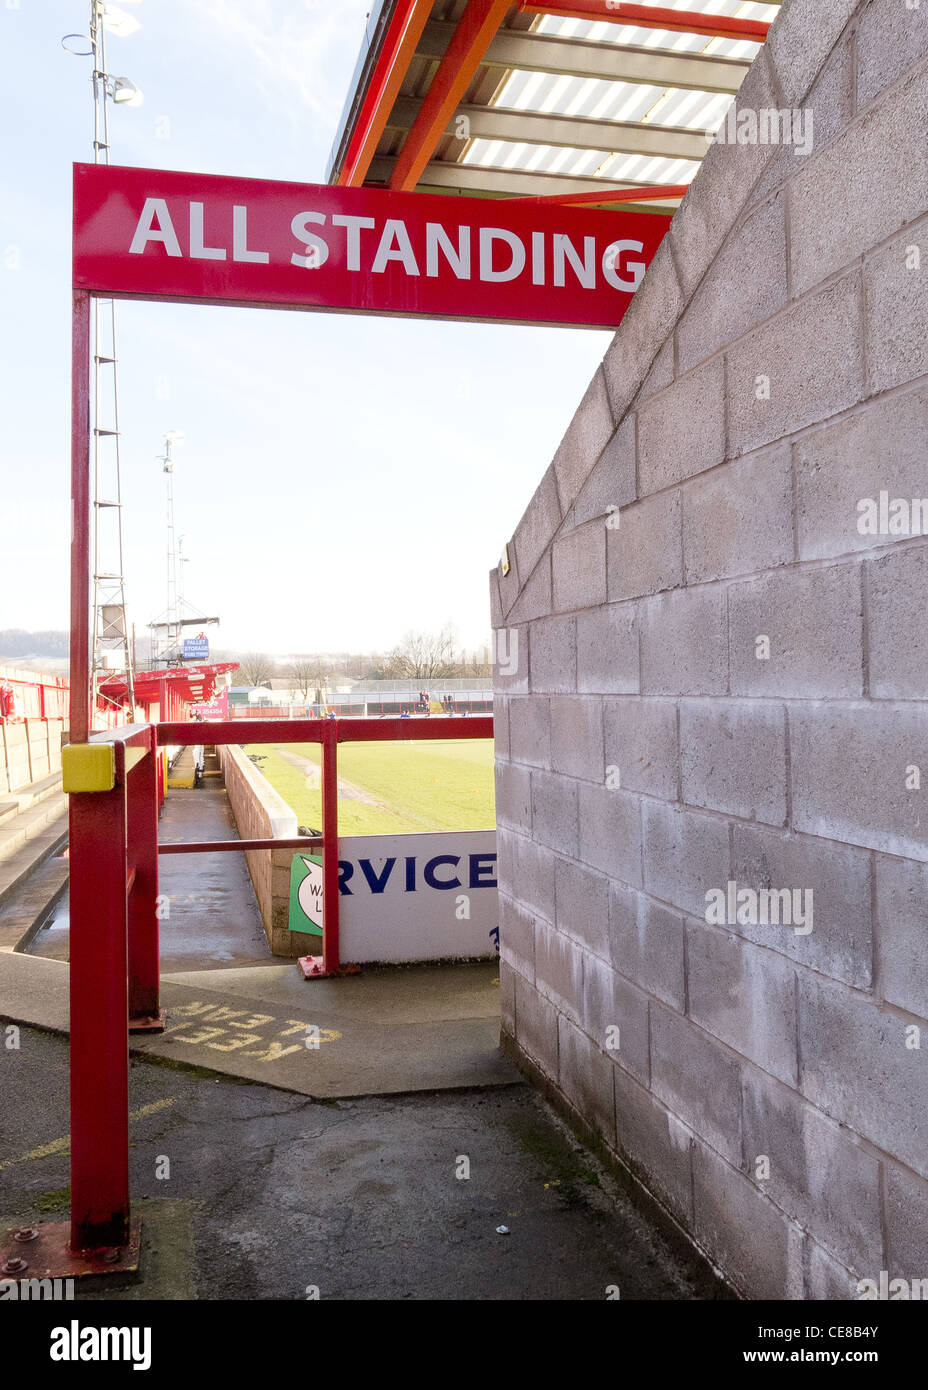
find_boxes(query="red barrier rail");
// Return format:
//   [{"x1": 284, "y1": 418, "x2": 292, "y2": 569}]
[
  {"x1": 157, "y1": 715, "x2": 494, "y2": 744},
  {"x1": 157, "y1": 715, "x2": 493, "y2": 979},
  {"x1": 0, "y1": 672, "x2": 70, "y2": 720},
  {"x1": 159, "y1": 836, "x2": 324, "y2": 854},
  {"x1": 66, "y1": 723, "x2": 160, "y2": 1260},
  {"x1": 62, "y1": 712, "x2": 493, "y2": 1263}
]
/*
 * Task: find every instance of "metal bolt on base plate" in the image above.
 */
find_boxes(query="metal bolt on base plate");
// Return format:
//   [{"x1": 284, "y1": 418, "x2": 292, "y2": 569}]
[
  {"x1": 129, "y1": 1009, "x2": 167, "y2": 1034},
  {"x1": 0, "y1": 1218, "x2": 142, "y2": 1282}
]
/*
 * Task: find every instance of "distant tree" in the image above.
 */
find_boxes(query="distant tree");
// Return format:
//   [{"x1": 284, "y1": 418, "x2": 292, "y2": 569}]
[
  {"x1": 237, "y1": 652, "x2": 274, "y2": 687},
  {"x1": 288, "y1": 657, "x2": 315, "y2": 700},
  {"x1": 308, "y1": 661, "x2": 330, "y2": 707},
  {"x1": 469, "y1": 644, "x2": 492, "y2": 678},
  {"x1": 381, "y1": 625, "x2": 458, "y2": 681}
]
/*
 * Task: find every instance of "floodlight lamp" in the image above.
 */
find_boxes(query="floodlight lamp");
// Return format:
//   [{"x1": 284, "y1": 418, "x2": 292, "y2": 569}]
[
  {"x1": 110, "y1": 75, "x2": 143, "y2": 105},
  {"x1": 98, "y1": 5, "x2": 142, "y2": 38}
]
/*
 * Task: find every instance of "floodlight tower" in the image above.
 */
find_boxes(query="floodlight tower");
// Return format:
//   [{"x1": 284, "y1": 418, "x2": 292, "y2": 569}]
[
  {"x1": 156, "y1": 430, "x2": 184, "y2": 665},
  {"x1": 65, "y1": 2, "x2": 144, "y2": 722},
  {"x1": 149, "y1": 432, "x2": 221, "y2": 667},
  {"x1": 178, "y1": 534, "x2": 189, "y2": 618}
]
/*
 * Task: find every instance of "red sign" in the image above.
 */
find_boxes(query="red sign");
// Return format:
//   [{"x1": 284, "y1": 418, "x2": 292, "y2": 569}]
[
  {"x1": 72, "y1": 163, "x2": 670, "y2": 330},
  {"x1": 190, "y1": 690, "x2": 228, "y2": 721}
]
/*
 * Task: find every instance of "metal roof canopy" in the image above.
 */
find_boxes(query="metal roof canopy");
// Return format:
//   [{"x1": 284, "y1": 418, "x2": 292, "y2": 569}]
[{"x1": 327, "y1": 0, "x2": 781, "y2": 212}]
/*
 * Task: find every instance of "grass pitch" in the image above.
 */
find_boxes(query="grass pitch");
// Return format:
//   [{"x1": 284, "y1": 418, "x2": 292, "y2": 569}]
[{"x1": 243, "y1": 737, "x2": 495, "y2": 836}]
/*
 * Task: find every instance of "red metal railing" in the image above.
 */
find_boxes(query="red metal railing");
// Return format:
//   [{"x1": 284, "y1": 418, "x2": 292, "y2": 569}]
[
  {"x1": 226, "y1": 705, "x2": 315, "y2": 718},
  {"x1": 68, "y1": 724, "x2": 157, "y2": 1252},
  {"x1": 0, "y1": 669, "x2": 70, "y2": 720},
  {"x1": 66, "y1": 712, "x2": 493, "y2": 1256},
  {"x1": 157, "y1": 716, "x2": 493, "y2": 975},
  {"x1": 66, "y1": 291, "x2": 497, "y2": 1266}
]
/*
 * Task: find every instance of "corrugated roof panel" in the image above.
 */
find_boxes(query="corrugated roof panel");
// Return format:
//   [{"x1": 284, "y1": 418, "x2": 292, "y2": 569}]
[
  {"x1": 453, "y1": 0, "x2": 784, "y2": 186},
  {"x1": 330, "y1": 0, "x2": 783, "y2": 195},
  {"x1": 489, "y1": 70, "x2": 725, "y2": 131},
  {"x1": 463, "y1": 135, "x2": 700, "y2": 187},
  {"x1": 534, "y1": 0, "x2": 782, "y2": 58}
]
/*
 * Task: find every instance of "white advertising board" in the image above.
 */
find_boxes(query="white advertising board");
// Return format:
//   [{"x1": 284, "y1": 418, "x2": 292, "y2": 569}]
[{"x1": 289, "y1": 830, "x2": 499, "y2": 965}]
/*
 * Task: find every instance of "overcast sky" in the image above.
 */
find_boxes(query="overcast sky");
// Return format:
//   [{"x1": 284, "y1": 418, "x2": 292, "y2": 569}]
[{"x1": 0, "y1": 0, "x2": 612, "y2": 655}]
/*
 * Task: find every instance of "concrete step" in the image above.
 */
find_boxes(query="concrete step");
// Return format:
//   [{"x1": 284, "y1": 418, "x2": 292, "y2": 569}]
[
  {"x1": 167, "y1": 746, "x2": 198, "y2": 789},
  {"x1": 0, "y1": 807, "x2": 68, "y2": 914},
  {"x1": 0, "y1": 791, "x2": 68, "y2": 871},
  {"x1": 0, "y1": 772, "x2": 62, "y2": 827},
  {"x1": 0, "y1": 853, "x2": 69, "y2": 953}
]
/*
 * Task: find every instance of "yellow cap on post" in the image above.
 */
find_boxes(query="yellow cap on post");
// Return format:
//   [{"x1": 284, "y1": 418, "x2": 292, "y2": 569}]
[{"x1": 61, "y1": 742, "x2": 116, "y2": 793}]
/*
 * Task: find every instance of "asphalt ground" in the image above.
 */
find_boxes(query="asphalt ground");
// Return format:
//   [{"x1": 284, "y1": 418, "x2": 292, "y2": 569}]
[{"x1": 0, "y1": 1026, "x2": 719, "y2": 1302}]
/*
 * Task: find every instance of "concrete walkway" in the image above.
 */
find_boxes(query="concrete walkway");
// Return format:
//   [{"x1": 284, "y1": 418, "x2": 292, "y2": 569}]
[
  {"x1": 157, "y1": 786, "x2": 278, "y2": 971},
  {"x1": 0, "y1": 773, "x2": 68, "y2": 953},
  {"x1": 30, "y1": 786, "x2": 276, "y2": 971},
  {"x1": 0, "y1": 1025, "x2": 720, "y2": 1300},
  {"x1": 0, "y1": 787, "x2": 720, "y2": 1299},
  {"x1": 0, "y1": 948, "x2": 515, "y2": 1097},
  {"x1": 8, "y1": 780, "x2": 514, "y2": 1096}
]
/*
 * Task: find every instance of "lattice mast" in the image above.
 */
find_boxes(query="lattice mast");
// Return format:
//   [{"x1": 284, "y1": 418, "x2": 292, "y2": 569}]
[{"x1": 88, "y1": 1, "x2": 135, "y2": 721}]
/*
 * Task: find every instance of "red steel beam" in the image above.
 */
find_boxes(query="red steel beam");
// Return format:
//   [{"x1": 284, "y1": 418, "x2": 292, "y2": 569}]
[
  {"x1": 518, "y1": 1, "x2": 771, "y2": 42},
  {"x1": 159, "y1": 720, "x2": 325, "y2": 746},
  {"x1": 127, "y1": 734, "x2": 163, "y2": 1031},
  {"x1": 390, "y1": 0, "x2": 513, "y2": 192},
  {"x1": 339, "y1": 0, "x2": 433, "y2": 187},
  {"x1": 321, "y1": 720, "x2": 340, "y2": 974},
  {"x1": 69, "y1": 741, "x2": 130, "y2": 1253},
  {"x1": 507, "y1": 182, "x2": 688, "y2": 206},
  {"x1": 159, "y1": 836, "x2": 324, "y2": 854},
  {"x1": 69, "y1": 291, "x2": 91, "y2": 745},
  {"x1": 157, "y1": 716, "x2": 494, "y2": 746}
]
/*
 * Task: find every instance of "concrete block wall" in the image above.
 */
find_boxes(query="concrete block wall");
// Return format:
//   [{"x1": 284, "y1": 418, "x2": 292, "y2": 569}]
[
  {"x1": 492, "y1": 0, "x2": 928, "y2": 1300},
  {"x1": 0, "y1": 719, "x2": 66, "y2": 793},
  {"x1": 218, "y1": 744, "x2": 303, "y2": 956}
]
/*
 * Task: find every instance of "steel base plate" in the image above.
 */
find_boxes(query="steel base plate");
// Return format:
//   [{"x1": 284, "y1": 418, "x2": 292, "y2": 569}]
[
  {"x1": 298, "y1": 954, "x2": 361, "y2": 980},
  {"x1": 129, "y1": 1008, "x2": 167, "y2": 1034},
  {"x1": 0, "y1": 1217, "x2": 142, "y2": 1282}
]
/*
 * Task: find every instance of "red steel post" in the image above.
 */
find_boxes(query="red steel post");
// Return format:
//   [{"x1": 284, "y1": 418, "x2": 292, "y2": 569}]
[
  {"x1": 338, "y1": 0, "x2": 432, "y2": 187},
  {"x1": 321, "y1": 720, "x2": 340, "y2": 973},
  {"x1": 69, "y1": 740, "x2": 130, "y2": 1253},
  {"x1": 70, "y1": 290, "x2": 92, "y2": 746},
  {"x1": 389, "y1": 0, "x2": 512, "y2": 191},
  {"x1": 127, "y1": 730, "x2": 163, "y2": 1029}
]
